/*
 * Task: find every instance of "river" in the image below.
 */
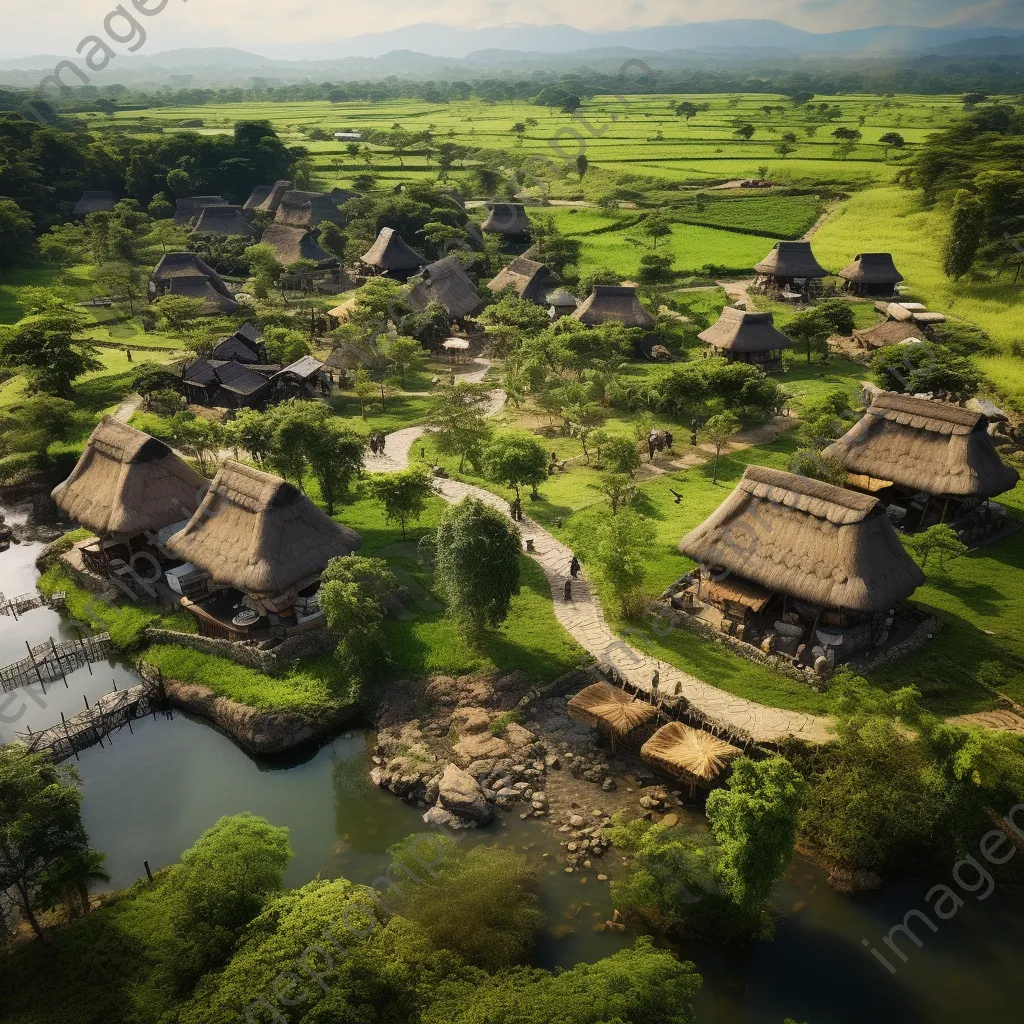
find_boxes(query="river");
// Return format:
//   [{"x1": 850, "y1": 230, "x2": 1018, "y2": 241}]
[{"x1": 2, "y1": 501, "x2": 1022, "y2": 1023}]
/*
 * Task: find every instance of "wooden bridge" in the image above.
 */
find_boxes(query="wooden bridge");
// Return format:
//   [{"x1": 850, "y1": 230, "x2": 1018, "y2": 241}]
[
  {"x1": 0, "y1": 632, "x2": 113, "y2": 693},
  {"x1": 0, "y1": 591, "x2": 62, "y2": 618}
]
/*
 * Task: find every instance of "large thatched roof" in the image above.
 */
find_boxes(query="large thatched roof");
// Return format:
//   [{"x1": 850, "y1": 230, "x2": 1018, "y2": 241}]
[
  {"x1": 360, "y1": 227, "x2": 424, "y2": 272},
  {"x1": 166, "y1": 276, "x2": 239, "y2": 314},
  {"x1": 839, "y1": 252, "x2": 904, "y2": 285},
  {"x1": 260, "y1": 224, "x2": 335, "y2": 266},
  {"x1": 641, "y1": 722, "x2": 742, "y2": 784},
  {"x1": 699, "y1": 306, "x2": 792, "y2": 353},
  {"x1": 192, "y1": 205, "x2": 256, "y2": 237},
  {"x1": 406, "y1": 256, "x2": 482, "y2": 318},
  {"x1": 52, "y1": 418, "x2": 204, "y2": 537},
  {"x1": 567, "y1": 682, "x2": 657, "y2": 737},
  {"x1": 482, "y1": 202, "x2": 531, "y2": 235},
  {"x1": 573, "y1": 285, "x2": 655, "y2": 329},
  {"x1": 152, "y1": 252, "x2": 232, "y2": 296},
  {"x1": 165, "y1": 461, "x2": 362, "y2": 597},
  {"x1": 255, "y1": 180, "x2": 294, "y2": 215},
  {"x1": 679, "y1": 465, "x2": 923, "y2": 612},
  {"x1": 243, "y1": 185, "x2": 273, "y2": 212},
  {"x1": 174, "y1": 196, "x2": 229, "y2": 226},
  {"x1": 274, "y1": 190, "x2": 343, "y2": 228},
  {"x1": 822, "y1": 392, "x2": 1020, "y2": 499},
  {"x1": 73, "y1": 191, "x2": 116, "y2": 216},
  {"x1": 754, "y1": 241, "x2": 828, "y2": 279},
  {"x1": 487, "y1": 257, "x2": 558, "y2": 304}
]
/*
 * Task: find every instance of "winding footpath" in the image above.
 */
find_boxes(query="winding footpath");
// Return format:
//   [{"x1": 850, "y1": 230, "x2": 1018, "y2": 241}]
[{"x1": 369, "y1": 360, "x2": 833, "y2": 745}]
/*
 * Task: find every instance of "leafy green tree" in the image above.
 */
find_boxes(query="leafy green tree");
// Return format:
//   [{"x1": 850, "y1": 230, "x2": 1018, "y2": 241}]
[
  {"x1": 155, "y1": 294, "x2": 207, "y2": 350},
  {"x1": 307, "y1": 421, "x2": 365, "y2": 514},
  {"x1": 403, "y1": 299, "x2": 453, "y2": 349},
  {"x1": 0, "y1": 747, "x2": 96, "y2": 940},
  {"x1": 598, "y1": 471, "x2": 638, "y2": 513},
  {"x1": 351, "y1": 367, "x2": 377, "y2": 417},
  {"x1": 147, "y1": 191, "x2": 173, "y2": 219},
  {"x1": 37, "y1": 222, "x2": 86, "y2": 267},
  {"x1": 700, "y1": 410, "x2": 741, "y2": 485},
  {"x1": 262, "y1": 326, "x2": 311, "y2": 365},
  {"x1": 904, "y1": 523, "x2": 968, "y2": 570},
  {"x1": 0, "y1": 197, "x2": 36, "y2": 271},
  {"x1": 483, "y1": 429, "x2": 549, "y2": 500},
  {"x1": 601, "y1": 433, "x2": 642, "y2": 476},
  {"x1": 576, "y1": 153, "x2": 589, "y2": 180},
  {"x1": 786, "y1": 308, "x2": 831, "y2": 364},
  {"x1": 814, "y1": 297, "x2": 856, "y2": 336},
  {"x1": 0, "y1": 304, "x2": 101, "y2": 397},
  {"x1": 942, "y1": 189, "x2": 985, "y2": 279},
  {"x1": 38, "y1": 847, "x2": 109, "y2": 920},
  {"x1": 95, "y1": 261, "x2": 144, "y2": 316},
  {"x1": 578, "y1": 266, "x2": 622, "y2": 294},
  {"x1": 733, "y1": 123, "x2": 755, "y2": 140},
  {"x1": 478, "y1": 291, "x2": 551, "y2": 334},
  {"x1": 426, "y1": 381, "x2": 492, "y2": 471},
  {"x1": 370, "y1": 466, "x2": 434, "y2": 538},
  {"x1": 788, "y1": 448, "x2": 847, "y2": 485},
  {"x1": 879, "y1": 131, "x2": 905, "y2": 155},
  {"x1": 169, "y1": 412, "x2": 224, "y2": 475},
  {"x1": 0, "y1": 395, "x2": 77, "y2": 470},
  {"x1": 871, "y1": 341, "x2": 985, "y2": 401},
  {"x1": 224, "y1": 407, "x2": 274, "y2": 466},
  {"x1": 580, "y1": 507, "x2": 655, "y2": 613},
  {"x1": 381, "y1": 333, "x2": 428, "y2": 385},
  {"x1": 165, "y1": 167, "x2": 191, "y2": 197},
  {"x1": 434, "y1": 497, "x2": 521, "y2": 634},
  {"x1": 641, "y1": 211, "x2": 672, "y2": 250}
]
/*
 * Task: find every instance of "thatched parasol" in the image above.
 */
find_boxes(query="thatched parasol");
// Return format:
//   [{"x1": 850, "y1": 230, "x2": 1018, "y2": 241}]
[
  {"x1": 641, "y1": 721, "x2": 741, "y2": 792},
  {"x1": 567, "y1": 682, "x2": 657, "y2": 750}
]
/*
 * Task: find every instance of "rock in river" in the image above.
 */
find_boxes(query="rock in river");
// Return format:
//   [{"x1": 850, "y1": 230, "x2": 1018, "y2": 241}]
[{"x1": 438, "y1": 763, "x2": 494, "y2": 824}]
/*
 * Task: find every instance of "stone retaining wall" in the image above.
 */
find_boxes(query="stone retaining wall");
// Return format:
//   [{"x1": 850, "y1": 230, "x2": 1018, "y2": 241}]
[
  {"x1": 854, "y1": 615, "x2": 943, "y2": 673},
  {"x1": 143, "y1": 625, "x2": 334, "y2": 674}
]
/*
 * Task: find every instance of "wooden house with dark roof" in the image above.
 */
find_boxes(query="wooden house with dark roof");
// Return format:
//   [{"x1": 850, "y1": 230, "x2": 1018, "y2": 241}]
[
  {"x1": 151, "y1": 252, "x2": 233, "y2": 300},
  {"x1": 359, "y1": 227, "x2": 425, "y2": 280},
  {"x1": 487, "y1": 257, "x2": 559, "y2": 305},
  {"x1": 405, "y1": 256, "x2": 483, "y2": 320},
  {"x1": 182, "y1": 358, "x2": 272, "y2": 409},
  {"x1": 73, "y1": 191, "x2": 117, "y2": 217},
  {"x1": 822, "y1": 392, "x2": 1020, "y2": 530},
  {"x1": 192, "y1": 205, "x2": 257, "y2": 237},
  {"x1": 698, "y1": 306, "x2": 791, "y2": 372},
  {"x1": 269, "y1": 356, "x2": 331, "y2": 400},
  {"x1": 754, "y1": 241, "x2": 829, "y2": 297},
  {"x1": 839, "y1": 253, "x2": 904, "y2": 297}
]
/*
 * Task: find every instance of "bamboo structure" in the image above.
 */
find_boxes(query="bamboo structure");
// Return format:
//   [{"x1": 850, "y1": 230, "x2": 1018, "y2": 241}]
[
  {"x1": 0, "y1": 633, "x2": 112, "y2": 693},
  {"x1": 641, "y1": 721, "x2": 742, "y2": 797},
  {"x1": 567, "y1": 681, "x2": 658, "y2": 751}
]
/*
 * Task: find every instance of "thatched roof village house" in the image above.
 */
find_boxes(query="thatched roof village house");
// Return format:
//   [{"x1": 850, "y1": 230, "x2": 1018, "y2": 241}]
[
  {"x1": 273, "y1": 190, "x2": 343, "y2": 228},
  {"x1": 672, "y1": 465, "x2": 924, "y2": 674},
  {"x1": 641, "y1": 722, "x2": 742, "y2": 795},
  {"x1": 851, "y1": 319, "x2": 926, "y2": 351},
  {"x1": 151, "y1": 252, "x2": 233, "y2": 300},
  {"x1": 192, "y1": 205, "x2": 257, "y2": 237},
  {"x1": 255, "y1": 180, "x2": 294, "y2": 216},
  {"x1": 839, "y1": 252, "x2": 904, "y2": 297},
  {"x1": 822, "y1": 392, "x2": 1020, "y2": 532},
  {"x1": 73, "y1": 191, "x2": 117, "y2": 217},
  {"x1": 182, "y1": 358, "x2": 273, "y2": 409},
  {"x1": 174, "y1": 196, "x2": 229, "y2": 226},
  {"x1": 360, "y1": 227, "x2": 425, "y2": 280},
  {"x1": 487, "y1": 257, "x2": 559, "y2": 305},
  {"x1": 260, "y1": 224, "x2": 337, "y2": 267},
  {"x1": 567, "y1": 682, "x2": 657, "y2": 753},
  {"x1": 573, "y1": 285, "x2": 655, "y2": 332},
  {"x1": 52, "y1": 418, "x2": 204, "y2": 583},
  {"x1": 754, "y1": 241, "x2": 829, "y2": 297},
  {"x1": 406, "y1": 256, "x2": 483, "y2": 320},
  {"x1": 699, "y1": 306, "x2": 791, "y2": 372},
  {"x1": 545, "y1": 288, "x2": 579, "y2": 319},
  {"x1": 165, "y1": 275, "x2": 239, "y2": 314},
  {"x1": 243, "y1": 185, "x2": 273, "y2": 212},
  {"x1": 482, "y1": 202, "x2": 532, "y2": 238},
  {"x1": 166, "y1": 461, "x2": 362, "y2": 639}
]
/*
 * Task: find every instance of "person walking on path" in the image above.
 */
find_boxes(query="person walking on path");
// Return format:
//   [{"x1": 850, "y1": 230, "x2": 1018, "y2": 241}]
[
  {"x1": 125, "y1": 347, "x2": 132, "y2": 362},
  {"x1": 379, "y1": 433, "x2": 386, "y2": 454},
  {"x1": 664, "y1": 430, "x2": 673, "y2": 450},
  {"x1": 569, "y1": 554, "x2": 581, "y2": 579},
  {"x1": 510, "y1": 496, "x2": 522, "y2": 522},
  {"x1": 648, "y1": 435, "x2": 657, "y2": 461},
  {"x1": 563, "y1": 579, "x2": 573, "y2": 602},
  {"x1": 369, "y1": 435, "x2": 379, "y2": 455}
]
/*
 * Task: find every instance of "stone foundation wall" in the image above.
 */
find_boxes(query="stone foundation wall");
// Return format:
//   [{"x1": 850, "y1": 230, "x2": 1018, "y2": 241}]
[
  {"x1": 854, "y1": 615, "x2": 943, "y2": 673},
  {"x1": 143, "y1": 625, "x2": 334, "y2": 674}
]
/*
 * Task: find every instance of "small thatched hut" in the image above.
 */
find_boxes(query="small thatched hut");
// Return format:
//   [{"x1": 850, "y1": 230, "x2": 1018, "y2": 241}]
[
  {"x1": 274, "y1": 190, "x2": 343, "y2": 228},
  {"x1": 573, "y1": 285, "x2": 655, "y2": 331},
  {"x1": 567, "y1": 682, "x2": 657, "y2": 751},
  {"x1": 255, "y1": 180, "x2": 294, "y2": 215},
  {"x1": 73, "y1": 191, "x2": 116, "y2": 217},
  {"x1": 482, "y1": 202, "x2": 531, "y2": 237},
  {"x1": 165, "y1": 276, "x2": 238, "y2": 314},
  {"x1": 487, "y1": 257, "x2": 559, "y2": 305},
  {"x1": 839, "y1": 253, "x2": 904, "y2": 297},
  {"x1": 698, "y1": 306, "x2": 791, "y2": 372},
  {"x1": 151, "y1": 252, "x2": 233, "y2": 299},
  {"x1": 851, "y1": 319, "x2": 925, "y2": 351},
  {"x1": 822, "y1": 392, "x2": 1019, "y2": 527},
  {"x1": 52, "y1": 418, "x2": 205, "y2": 577},
  {"x1": 166, "y1": 461, "x2": 362, "y2": 636},
  {"x1": 243, "y1": 185, "x2": 273, "y2": 212},
  {"x1": 192, "y1": 205, "x2": 257, "y2": 237},
  {"x1": 754, "y1": 241, "x2": 828, "y2": 295},
  {"x1": 260, "y1": 224, "x2": 336, "y2": 267},
  {"x1": 360, "y1": 227, "x2": 425, "y2": 279},
  {"x1": 640, "y1": 722, "x2": 742, "y2": 794},
  {"x1": 406, "y1": 256, "x2": 483, "y2": 320},
  {"x1": 174, "y1": 196, "x2": 229, "y2": 226}
]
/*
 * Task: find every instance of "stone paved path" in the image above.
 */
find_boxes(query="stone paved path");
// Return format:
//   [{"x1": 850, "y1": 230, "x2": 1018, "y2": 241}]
[
  {"x1": 366, "y1": 363, "x2": 834, "y2": 745},
  {"x1": 113, "y1": 393, "x2": 143, "y2": 423}
]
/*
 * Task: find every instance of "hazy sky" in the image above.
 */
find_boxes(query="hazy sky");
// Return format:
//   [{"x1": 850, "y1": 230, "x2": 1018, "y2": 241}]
[{"x1": 1, "y1": 0, "x2": 1021, "y2": 57}]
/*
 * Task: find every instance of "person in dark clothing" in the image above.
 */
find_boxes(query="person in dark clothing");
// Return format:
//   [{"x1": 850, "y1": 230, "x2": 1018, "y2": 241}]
[
  {"x1": 125, "y1": 348, "x2": 132, "y2": 362},
  {"x1": 570, "y1": 555, "x2": 581, "y2": 579},
  {"x1": 510, "y1": 497, "x2": 522, "y2": 521},
  {"x1": 648, "y1": 437, "x2": 656, "y2": 461},
  {"x1": 664, "y1": 430, "x2": 673, "y2": 449},
  {"x1": 378, "y1": 433, "x2": 386, "y2": 454},
  {"x1": 563, "y1": 579, "x2": 573, "y2": 602},
  {"x1": 690, "y1": 420, "x2": 699, "y2": 447},
  {"x1": 369, "y1": 435, "x2": 378, "y2": 454}
]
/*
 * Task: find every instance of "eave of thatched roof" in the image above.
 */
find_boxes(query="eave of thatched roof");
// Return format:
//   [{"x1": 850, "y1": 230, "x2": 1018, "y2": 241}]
[
  {"x1": 51, "y1": 417, "x2": 204, "y2": 537},
  {"x1": 567, "y1": 682, "x2": 658, "y2": 736},
  {"x1": 754, "y1": 241, "x2": 828, "y2": 279},
  {"x1": 255, "y1": 180, "x2": 294, "y2": 215},
  {"x1": 260, "y1": 224, "x2": 336, "y2": 267},
  {"x1": 852, "y1": 320, "x2": 924, "y2": 349},
  {"x1": 273, "y1": 190, "x2": 343, "y2": 228},
  {"x1": 482, "y1": 202, "x2": 531, "y2": 235},
  {"x1": 360, "y1": 227, "x2": 425, "y2": 271},
  {"x1": 406, "y1": 256, "x2": 482, "y2": 318},
  {"x1": 192, "y1": 205, "x2": 257, "y2": 237},
  {"x1": 839, "y1": 252, "x2": 904, "y2": 284},
  {"x1": 678, "y1": 465, "x2": 923, "y2": 612},
  {"x1": 73, "y1": 191, "x2": 116, "y2": 216},
  {"x1": 173, "y1": 195, "x2": 228, "y2": 225},
  {"x1": 487, "y1": 257, "x2": 557, "y2": 304},
  {"x1": 573, "y1": 285, "x2": 655, "y2": 329},
  {"x1": 166, "y1": 276, "x2": 239, "y2": 314},
  {"x1": 152, "y1": 252, "x2": 232, "y2": 296},
  {"x1": 699, "y1": 306, "x2": 792, "y2": 353},
  {"x1": 822, "y1": 392, "x2": 1020, "y2": 499},
  {"x1": 243, "y1": 185, "x2": 273, "y2": 212},
  {"x1": 640, "y1": 722, "x2": 741, "y2": 784},
  {"x1": 165, "y1": 461, "x2": 362, "y2": 596}
]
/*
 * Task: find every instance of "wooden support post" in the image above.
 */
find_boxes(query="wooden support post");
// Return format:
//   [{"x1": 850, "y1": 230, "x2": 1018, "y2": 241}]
[{"x1": 144, "y1": 860, "x2": 153, "y2": 883}]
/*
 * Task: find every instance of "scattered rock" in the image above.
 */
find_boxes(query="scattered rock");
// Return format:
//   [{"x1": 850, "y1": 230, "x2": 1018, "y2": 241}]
[
  {"x1": 569, "y1": 814, "x2": 585, "y2": 827},
  {"x1": 422, "y1": 806, "x2": 473, "y2": 830},
  {"x1": 438, "y1": 763, "x2": 494, "y2": 824},
  {"x1": 661, "y1": 813, "x2": 679, "y2": 827}
]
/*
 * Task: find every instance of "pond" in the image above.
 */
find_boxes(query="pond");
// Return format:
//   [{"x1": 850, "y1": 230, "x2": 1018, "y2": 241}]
[{"x1": 2, "y1": 505, "x2": 1022, "y2": 1023}]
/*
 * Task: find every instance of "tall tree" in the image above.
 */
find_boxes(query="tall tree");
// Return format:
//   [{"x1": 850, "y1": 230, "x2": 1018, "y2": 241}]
[
  {"x1": 0, "y1": 304, "x2": 101, "y2": 397},
  {"x1": 482, "y1": 430, "x2": 549, "y2": 500},
  {"x1": 369, "y1": 466, "x2": 433, "y2": 539},
  {"x1": 942, "y1": 188, "x2": 985, "y2": 279},
  {"x1": 700, "y1": 411, "x2": 741, "y2": 485},
  {"x1": 426, "y1": 381, "x2": 492, "y2": 472},
  {"x1": 0, "y1": 197, "x2": 36, "y2": 271},
  {"x1": 307, "y1": 421, "x2": 365, "y2": 514},
  {"x1": 577, "y1": 507, "x2": 655, "y2": 613}
]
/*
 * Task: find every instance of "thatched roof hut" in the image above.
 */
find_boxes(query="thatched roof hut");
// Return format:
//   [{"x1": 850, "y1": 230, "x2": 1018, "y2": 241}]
[
  {"x1": 640, "y1": 722, "x2": 742, "y2": 788},
  {"x1": 260, "y1": 224, "x2": 336, "y2": 267},
  {"x1": 567, "y1": 682, "x2": 657, "y2": 750},
  {"x1": 273, "y1": 190, "x2": 343, "y2": 228},
  {"x1": 406, "y1": 256, "x2": 483, "y2": 319},
  {"x1": 192, "y1": 205, "x2": 256, "y2": 237},
  {"x1": 822, "y1": 393, "x2": 1019, "y2": 500},
  {"x1": 52, "y1": 417, "x2": 204, "y2": 538},
  {"x1": 482, "y1": 202, "x2": 531, "y2": 236},
  {"x1": 255, "y1": 180, "x2": 294, "y2": 215},
  {"x1": 165, "y1": 276, "x2": 239, "y2": 314},
  {"x1": 165, "y1": 461, "x2": 362, "y2": 602},
  {"x1": 699, "y1": 307, "x2": 791, "y2": 369},
  {"x1": 235, "y1": 321, "x2": 261, "y2": 345},
  {"x1": 174, "y1": 196, "x2": 229, "y2": 226},
  {"x1": 754, "y1": 241, "x2": 828, "y2": 282},
  {"x1": 573, "y1": 285, "x2": 655, "y2": 329},
  {"x1": 839, "y1": 252, "x2": 904, "y2": 296},
  {"x1": 360, "y1": 227, "x2": 425, "y2": 276},
  {"x1": 487, "y1": 257, "x2": 558, "y2": 304},
  {"x1": 679, "y1": 465, "x2": 923, "y2": 613},
  {"x1": 851, "y1": 320, "x2": 925, "y2": 351},
  {"x1": 73, "y1": 191, "x2": 116, "y2": 217},
  {"x1": 243, "y1": 185, "x2": 273, "y2": 212},
  {"x1": 151, "y1": 252, "x2": 233, "y2": 297}
]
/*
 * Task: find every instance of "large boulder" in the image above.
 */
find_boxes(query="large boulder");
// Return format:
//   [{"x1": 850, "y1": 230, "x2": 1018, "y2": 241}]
[{"x1": 438, "y1": 763, "x2": 493, "y2": 824}]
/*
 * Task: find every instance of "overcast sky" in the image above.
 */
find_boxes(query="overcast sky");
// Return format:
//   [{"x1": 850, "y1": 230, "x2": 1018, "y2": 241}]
[{"x1": 1, "y1": 0, "x2": 1020, "y2": 57}]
